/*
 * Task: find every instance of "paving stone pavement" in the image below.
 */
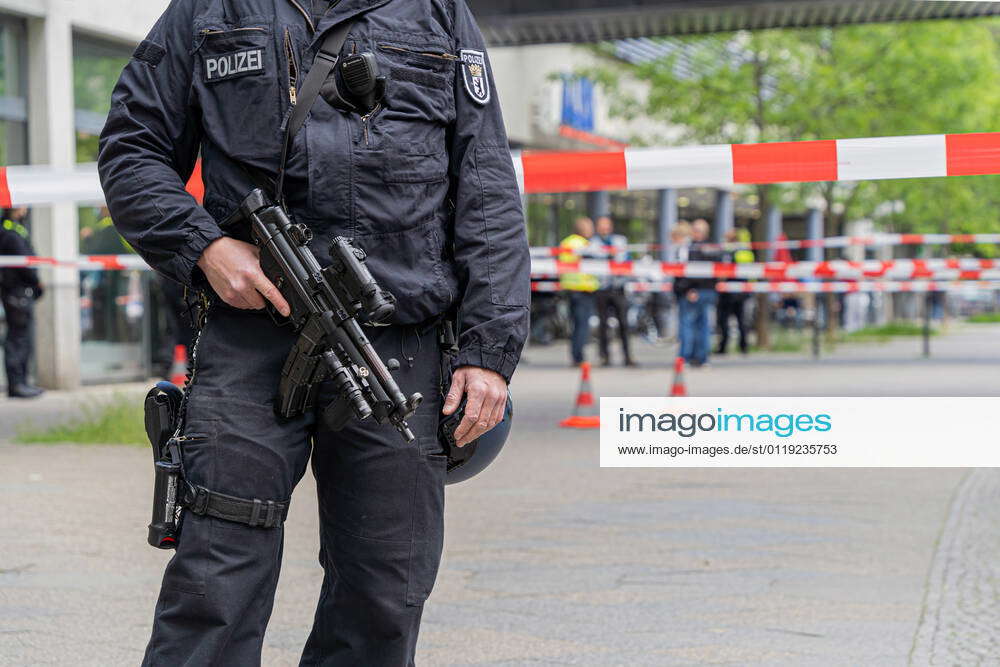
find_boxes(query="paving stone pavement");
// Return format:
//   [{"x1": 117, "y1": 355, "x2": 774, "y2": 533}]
[
  {"x1": 3, "y1": 324, "x2": 1000, "y2": 665},
  {"x1": 910, "y1": 468, "x2": 1000, "y2": 665}
]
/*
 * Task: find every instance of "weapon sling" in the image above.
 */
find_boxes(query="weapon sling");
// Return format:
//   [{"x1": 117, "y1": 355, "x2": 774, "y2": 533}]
[{"x1": 274, "y1": 19, "x2": 357, "y2": 204}]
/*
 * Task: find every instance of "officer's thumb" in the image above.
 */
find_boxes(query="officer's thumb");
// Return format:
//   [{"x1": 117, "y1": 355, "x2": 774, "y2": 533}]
[{"x1": 442, "y1": 372, "x2": 466, "y2": 415}]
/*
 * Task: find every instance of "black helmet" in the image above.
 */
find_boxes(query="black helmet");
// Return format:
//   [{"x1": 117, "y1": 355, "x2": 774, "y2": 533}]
[{"x1": 441, "y1": 391, "x2": 513, "y2": 485}]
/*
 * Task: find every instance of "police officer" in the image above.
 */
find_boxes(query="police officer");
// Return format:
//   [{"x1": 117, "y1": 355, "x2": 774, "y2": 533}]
[
  {"x1": 98, "y1": 0, "x2": 529, "y2": 664},
  {"x1": 0, "y1": 208, "x2": 44, "y2": 399}
]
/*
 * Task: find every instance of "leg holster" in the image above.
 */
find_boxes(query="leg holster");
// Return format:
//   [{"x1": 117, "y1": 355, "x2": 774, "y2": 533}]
[{"x1": 182, "y1": 483, "x2": 290, "y2": 530}]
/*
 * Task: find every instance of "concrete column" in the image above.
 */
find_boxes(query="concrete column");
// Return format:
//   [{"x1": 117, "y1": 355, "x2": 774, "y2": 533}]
[
  {"x1": 656, "y1": 188, "x2": 677, "y2": 261},
  {"x1": 27, "y1": 6, "x2": 81, "y2": 389},
  {"x1": 757, "y1": 206, "x2": 782, "y2": 349},
  {"x1": 548, "y1": 199, "x2": 560, "y2": 247},
  {"x1": 713, "y1": 189, "x2": 733, "y2": 242},
  {"x1": 805, "y1": 208, "x2": 824, "y2": 263},
  {"x1": 876, "y1": 228, "x2": 894, "y2": 323},
  {"x1": 588, "y1": 191, "x2": 610, "y2": 221},
  {"x1": 764, "y1": 206, "x2": 782, "y2": 262}
]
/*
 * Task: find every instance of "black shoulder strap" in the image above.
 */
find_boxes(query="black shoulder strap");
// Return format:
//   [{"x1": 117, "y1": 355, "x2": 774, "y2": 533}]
[{"x1": 275, "y1": 19, "x2": 356, "y2": 204}]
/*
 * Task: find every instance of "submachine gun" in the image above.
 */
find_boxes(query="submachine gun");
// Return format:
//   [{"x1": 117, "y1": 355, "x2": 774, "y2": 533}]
[{"x1": 225, "y1": 189, "x2": 423, "y2": 442}]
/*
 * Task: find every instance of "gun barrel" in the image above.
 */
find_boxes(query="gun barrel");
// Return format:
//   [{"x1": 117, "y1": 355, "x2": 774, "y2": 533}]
[{"x1": 322, "y1": 350, "x2": 373, "y2": 421}]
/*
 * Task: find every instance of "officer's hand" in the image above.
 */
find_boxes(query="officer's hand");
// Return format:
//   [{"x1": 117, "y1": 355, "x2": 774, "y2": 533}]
[
  {"x1": 686, "y1": 290, "x2": 699, "y2": 303},
  {"x1": 443, "y1": 366, "x2": 507, "y2": 448},
  {"x1": 198, "y1": 237, "x2": 291, "y2": 316}
]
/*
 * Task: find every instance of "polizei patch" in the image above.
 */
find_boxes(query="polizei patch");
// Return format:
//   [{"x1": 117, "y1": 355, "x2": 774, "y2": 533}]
[
  {"x1": 203, "y1": 48, "x2": 265, "y2": 82},
  {"x1": 459, "y1": 49, "x2": 490, "y2": 105}
]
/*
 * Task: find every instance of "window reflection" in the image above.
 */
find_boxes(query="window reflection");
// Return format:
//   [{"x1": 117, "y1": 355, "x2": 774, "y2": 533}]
[{"x1": 74, "y1": 36, "x2": 149, "y2": 382}]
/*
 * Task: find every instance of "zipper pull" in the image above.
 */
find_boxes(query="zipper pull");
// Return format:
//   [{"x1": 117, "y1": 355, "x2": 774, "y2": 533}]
[
  {"x1": 361, "y1": 104, "x2": 380, "y2": 146},
  {"x1": 289, "y1": 86, "x2": 297, "y2": 106}
]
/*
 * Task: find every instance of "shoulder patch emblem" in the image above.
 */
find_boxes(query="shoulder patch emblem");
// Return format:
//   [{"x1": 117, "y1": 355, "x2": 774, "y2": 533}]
[
  {"x1": 133, "y1": 40, "x2": 166, "y2": 68},
  {"x1": 459, "y1": 49, "x2": 490, "y2": 105}
]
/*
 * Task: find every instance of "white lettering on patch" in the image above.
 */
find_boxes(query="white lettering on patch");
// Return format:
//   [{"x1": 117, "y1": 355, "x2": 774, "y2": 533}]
[
  {"x1": 203, "y1": 48, "x2": 265, "y2": 82},
  {"x1": 459, "y1": 49, "x2": 490, "y2": 105}
]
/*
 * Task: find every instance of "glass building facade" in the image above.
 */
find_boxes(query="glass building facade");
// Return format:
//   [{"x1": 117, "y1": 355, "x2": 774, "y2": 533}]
[
  {"x1": 0, "y1": 13, "x2": 175, "y2": 387},
  {"x1": 73, "y1": 35, "x2": 160, "y2": 383},
  {"x1": 0, "y1": 15, "x2": 27, "y2": 167}
]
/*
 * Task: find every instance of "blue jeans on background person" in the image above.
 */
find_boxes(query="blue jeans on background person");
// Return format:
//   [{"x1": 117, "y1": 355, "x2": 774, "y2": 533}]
[
  {"x1": 568, "y1": 291, "x2": 596, "y2": 364},
  {"x1": 679, "y1": 289, "x2": 717, "y2": 366}
]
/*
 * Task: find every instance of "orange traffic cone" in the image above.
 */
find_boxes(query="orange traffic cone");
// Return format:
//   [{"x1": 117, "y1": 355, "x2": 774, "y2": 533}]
[
  {"x1": 670, "y1": 357, "x2": 687, "y2": 397},
  {"x1": 169, "y1": 344, "x2": 188, "y2": 387},
  {"x1": 560, "y1": 362, "x2": 601, "y2": 428}
]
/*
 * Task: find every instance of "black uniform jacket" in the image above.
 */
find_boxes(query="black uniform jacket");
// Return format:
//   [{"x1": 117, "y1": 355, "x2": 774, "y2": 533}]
[
  {"x1": 0, "y1": 228, "x2": 41, "y2": 295},
  {"x1": 98, "y1": 0, "x2": 530, "y2": 381}
]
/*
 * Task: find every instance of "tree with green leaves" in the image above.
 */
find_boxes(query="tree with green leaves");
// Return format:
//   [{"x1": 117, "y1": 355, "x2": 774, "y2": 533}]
[{"x1": 588, "y1": 19, "x2": 1000, "y2": 245}]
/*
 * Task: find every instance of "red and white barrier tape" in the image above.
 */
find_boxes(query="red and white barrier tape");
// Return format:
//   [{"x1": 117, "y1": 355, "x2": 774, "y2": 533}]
[
  {"x1": 530, "y1": 233, "x2": 1000, "y2": 258},
  {"x1": 530, "y1": 258, "x2": 1000, "y2": 281},
  {"x1": 0, "y1": 255, "x2": 149, "y2": 270},
  {"x1": 5, "y1": 254, "x2": 1000, "y2": 282},
  {"x1": 691, "y1": 233, "x2": 1000, "y2": 252},
  {"x1": 0, "y1": 162, "x2": 204, "y2": 207},
  {"x1": 516, "y1": 132, "x2": 1000, "y2": 193},
  {"x1": 5, "y1": 254, "x2": 1000, "y2": 295},
  {"x1": 3, "y1": 132, "x2": 1000, "y2": 205},
  {"x1": 532, "y1": 281, "x2": 671, "y2": 293},
  {"x1": 532, "y1": 280, "x2": 1000, "y2": 294},
  {"x1": 716, "y1": 280, "x2": 1000, "y2": 294}
]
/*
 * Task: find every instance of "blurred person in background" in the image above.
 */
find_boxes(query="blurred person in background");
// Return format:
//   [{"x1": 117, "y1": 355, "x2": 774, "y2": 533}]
[
  {"x1": 152, "y1": 276, "x2": 195, "y2": 379},
  {"x1": 655, "y1": 221, "x2": 691, "y2": 341},
  {"x1": 0, "y1": 208, "x2": 44, "y2": 398},
  {"x1": 80, "y1": 207, "x2": 128, "y2": 255},
  {"x1": 79, "y1": 207, "x2": 132, "y2": 343},
  {"x1": 560, "y1": 217, "x2": 600, "y2": 366},
  {"x1": 675, "y1": 219, "x2": 719, "y2": 367},
  {"x1": 667, "y1": 221, "x2": 693, "y2": 262},
  {"x1": 716, "y1": 227, "x2": 753, "y2": 355},
  {"x1": 594, "y1": 216, "x2": 637, "y2": 367}
]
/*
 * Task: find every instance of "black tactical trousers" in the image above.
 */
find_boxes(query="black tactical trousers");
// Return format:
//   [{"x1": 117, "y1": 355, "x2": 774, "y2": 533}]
[
  {"x1": 2, "y1": 291, "x2": 35, "y2": 390},
  {"x1": 141, "y1": 306, "x2": 446, "y2": 667},
  {"x1": 596, "y1": 288, "x2": 633, "y2": 365}
]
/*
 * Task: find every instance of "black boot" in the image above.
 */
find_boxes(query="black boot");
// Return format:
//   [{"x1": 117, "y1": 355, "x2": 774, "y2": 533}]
[{"x1": 9, "y1": 383, "x2": 44, "y2": 398}]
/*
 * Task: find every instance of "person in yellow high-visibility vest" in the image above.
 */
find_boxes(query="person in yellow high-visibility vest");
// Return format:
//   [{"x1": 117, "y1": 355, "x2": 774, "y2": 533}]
[
  {"x1": 559, "y1": 217, "x2": 599, "y2": 365},
  {"x1": 717, "y1": 227, "x2": 754, "y2": 354}
]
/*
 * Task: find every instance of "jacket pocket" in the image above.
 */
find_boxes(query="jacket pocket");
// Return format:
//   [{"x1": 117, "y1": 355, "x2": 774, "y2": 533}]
[
  {"x1": 353, "y1": 146, "x2": 449, "y2": 232},
  {"x1": 354, "y1": 219, "x2": 457, "y2": 324},
  {"x1": 192, "y1": 23, "x2": 282, "y2": 160},
  {"x1": 476, "y1": 145, "x2": 531, "y2": 308},
  {"x1": 160, "y1": 429, "x2": 212, "y2": 596},
  {"x1": 358, "y1": 36, "x2": 456, "y2": 152},
  {"x1": 406, "y1": 438, "x2": 446, "y2": 606}
]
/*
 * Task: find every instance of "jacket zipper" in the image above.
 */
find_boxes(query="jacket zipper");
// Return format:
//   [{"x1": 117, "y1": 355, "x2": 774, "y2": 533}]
[
  {"x1": 199, "y1": 27, "x2": 267, "y2": 35},
  {"x1": 361, "y1": 103, "x2": 382, "y2": 146},
  {"x1": 286, "y1": 0, "x2": 315, "y2": 33},
  {"x1": 284, "y1": 28, "x2": 299, "y2": 106},
  {"x1": 379, "y1": 44, "x2": 458, "y2": 61}
]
